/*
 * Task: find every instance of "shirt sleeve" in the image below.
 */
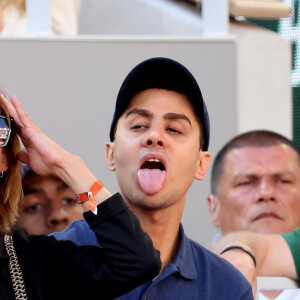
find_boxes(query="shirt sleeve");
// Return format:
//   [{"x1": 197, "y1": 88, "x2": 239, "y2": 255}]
[{"x1": 281, "y1": 228, "x2": 300, "y2": 283}]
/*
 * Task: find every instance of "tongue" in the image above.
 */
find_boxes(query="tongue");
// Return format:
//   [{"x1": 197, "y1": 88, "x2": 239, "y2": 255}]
[{"x1": 138, "y1": 169, "x2": 166, "y2": 195}]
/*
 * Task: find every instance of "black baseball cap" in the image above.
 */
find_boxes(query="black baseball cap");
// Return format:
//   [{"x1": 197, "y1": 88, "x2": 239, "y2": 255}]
[{"x1": 109, "y1": 57, "x2": 210, "y2": 151}]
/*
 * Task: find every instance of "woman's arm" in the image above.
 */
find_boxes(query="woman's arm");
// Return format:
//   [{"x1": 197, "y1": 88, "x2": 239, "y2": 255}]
[
  {"x1": 4, "y1": 94, "x2": 111, "y2": 210},
  {"x1": 5, "y1": 94, "x2": 161, "y2": 298},
  {"x1": 15, "y1": 194, "x2": 160, "y2": 299}
]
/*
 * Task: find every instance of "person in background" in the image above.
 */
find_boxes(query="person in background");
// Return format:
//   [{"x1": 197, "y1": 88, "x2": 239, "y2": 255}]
[
  {"x1": 207, "y1": 130, "x2": 300, "y2": 237},
  {"x1": 14, "y1": 167, "x2": 84, "y2": 235},
  {"x1": 0, "y1": 0, "x2": 81, "y2": 35},
  {"x1": 53, "y1": 57, "x2": 253, "y2": 299},
  {"x1": 207, "y1": 130, "x2": 300, "y2": 299}
]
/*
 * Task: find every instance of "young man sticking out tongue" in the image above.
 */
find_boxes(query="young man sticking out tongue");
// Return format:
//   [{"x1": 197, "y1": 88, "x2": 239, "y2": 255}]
[{"x1": 53, "y1": 57, "x2": 253, "y2": 299}]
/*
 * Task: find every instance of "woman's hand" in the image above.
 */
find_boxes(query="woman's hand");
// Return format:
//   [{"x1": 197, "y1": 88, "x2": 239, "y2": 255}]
[
  {"x1": 4, "y1": 94, "x2": 69, "y2": 176},
  {"x1": 2, "y1": 94, "x2": 112, "y2": 204}
]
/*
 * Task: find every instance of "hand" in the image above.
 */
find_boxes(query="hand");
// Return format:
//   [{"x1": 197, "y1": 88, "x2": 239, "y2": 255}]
[
  {"x1": 3, "y1": 94, "x2": 112, "y2": 204},
  {"x1": 220, "y1": 249, "x2": 257, "y2": 297},
  {"x1": 2, "y1": 94, "x2": 69, "y2": 177}
]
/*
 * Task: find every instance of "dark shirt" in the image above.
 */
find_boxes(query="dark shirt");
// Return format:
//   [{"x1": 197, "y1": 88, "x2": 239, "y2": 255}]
[
  {"x1": 54, "y1": 211, "x2": 253, "y2": 299},
  {"x1": 282, "y1": 228, "x2": 300, "y2": 285},
  {"x1": 0, "y1": 194, "x2": 161, "y2": 299}
]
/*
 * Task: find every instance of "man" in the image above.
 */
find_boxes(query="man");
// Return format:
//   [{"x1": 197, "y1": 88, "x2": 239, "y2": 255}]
[
  {"x1": 53, "y1": 57, "x2": 253, "y2": 299},
  {"x1": 15, "y1": 167, "x2": 84, "y2": 235},
  {"x1": 207, "y1": 130, "x2": 300, "y2": 236},
  {"x1": 207, "y1": 131, "x2": 300, "y2": 298}
]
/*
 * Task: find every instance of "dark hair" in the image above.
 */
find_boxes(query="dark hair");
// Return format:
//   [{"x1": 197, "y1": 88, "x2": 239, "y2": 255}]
[{"x1": 211, "y1": 130, "x2": 300, "y2": 195}]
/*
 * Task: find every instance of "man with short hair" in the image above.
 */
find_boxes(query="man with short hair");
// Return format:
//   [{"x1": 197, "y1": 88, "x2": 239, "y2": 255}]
[
  {"x1": 15, "y1": 168, "x2": 84, "y2": 235},
  {"x1": 53, "y1": 57, "x2": 253, "y2": 299},
  {"x1": 207, "y1": 130, "x2": 300, "y2": 236}
]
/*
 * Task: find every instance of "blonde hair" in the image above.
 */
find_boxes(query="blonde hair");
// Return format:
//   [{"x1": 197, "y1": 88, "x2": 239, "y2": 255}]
[
  {"x1": 0, "y1": 0, "x2": 25, "y2": 10},
  {"x1": 0, "y1": 93, "x2": 22, "y2": 232}
]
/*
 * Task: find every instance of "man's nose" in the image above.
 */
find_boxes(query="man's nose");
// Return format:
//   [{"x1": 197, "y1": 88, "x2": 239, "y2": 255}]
[
  {"x1": 46, "y1": 206, "x2": 69, "y2": 228},
  {"x1": 256, "y1": 179, "x2": 275, "y2": 202},
  {"x1": 143, "y1": 127, "x2": 164, "y2": 148}
]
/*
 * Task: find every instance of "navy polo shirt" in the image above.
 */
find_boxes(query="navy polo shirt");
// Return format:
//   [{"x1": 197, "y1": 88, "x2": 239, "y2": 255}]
[{"x1": 53, "y1": 221, "x2": 253, "y2": 300}]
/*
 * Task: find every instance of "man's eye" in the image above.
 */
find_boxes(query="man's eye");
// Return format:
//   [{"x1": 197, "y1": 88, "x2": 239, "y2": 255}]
[
  {"x1": 167, "y1": 127, "x2": 181, "y2": 134},
  {"x1": 131, "y1": 124, "x2": 148, "y2": 130},
  {"x1": 279, "y1": 179, "x2": 292, "y2": 184},
  {"x1": 63, "y1": 197, "x2": 77, "y2": 206},
  {"x1": 237, "y1": 181, "x2": 251, "y2": 187},
  {"x1": 24, "y1": 203, "x2": 42, "y2": 214}
]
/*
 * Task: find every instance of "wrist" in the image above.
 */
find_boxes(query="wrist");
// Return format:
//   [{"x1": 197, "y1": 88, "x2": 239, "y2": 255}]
[
  {"x1": 220, "y1": 242, "x2": 256, "y2": 268},
  {"x1": 55, "y1": 152, "x2": 97, "y2": 194},
  {"x1": 54, "y1": 152, "x2": 113, "y2": 210},
  {"x1": 77, "y1": 180, "x2": 104, "y2": 214}
]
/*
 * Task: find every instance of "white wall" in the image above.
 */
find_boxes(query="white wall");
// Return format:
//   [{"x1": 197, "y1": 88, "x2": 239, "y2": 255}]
[{"x1": 232, "y1": 21, "x2": 292, "y2": 138}]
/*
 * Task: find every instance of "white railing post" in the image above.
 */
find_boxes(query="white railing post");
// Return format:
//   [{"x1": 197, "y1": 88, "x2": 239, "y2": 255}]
[
  {"x1": 202, "y1": 0, "x2": 229, "y2": 36},
  {"x1": 26, "y1": 0, "x2": 51, "y2": 35}
]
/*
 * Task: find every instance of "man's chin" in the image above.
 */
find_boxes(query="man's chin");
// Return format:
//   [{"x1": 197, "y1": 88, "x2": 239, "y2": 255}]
[{"x1": 250, "y1": 220, "x2": 285, "y2": 234}]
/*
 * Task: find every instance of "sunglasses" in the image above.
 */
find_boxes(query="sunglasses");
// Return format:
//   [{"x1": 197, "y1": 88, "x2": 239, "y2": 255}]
[{"x1": 0, "y1": 115, "x2": 13, "y2": 147}]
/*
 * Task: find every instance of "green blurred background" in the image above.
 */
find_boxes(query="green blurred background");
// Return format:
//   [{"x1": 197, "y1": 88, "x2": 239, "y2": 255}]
[{"x1": 248, "y1": 0, "x2": 300, "y2": 146}]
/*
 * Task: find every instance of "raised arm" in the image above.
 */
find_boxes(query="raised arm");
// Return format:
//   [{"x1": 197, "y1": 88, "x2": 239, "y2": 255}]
[
  {"x1": 4, "y1": 94, "x2": 161, "y2": 298},
  {"x1": 4, "y1": 94, "x2": 111, "y2": 209}
]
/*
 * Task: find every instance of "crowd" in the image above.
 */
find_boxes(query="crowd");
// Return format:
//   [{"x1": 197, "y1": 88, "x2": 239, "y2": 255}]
[{"x1": 0, "y1": 9, "x2": 297, "y2": 295}]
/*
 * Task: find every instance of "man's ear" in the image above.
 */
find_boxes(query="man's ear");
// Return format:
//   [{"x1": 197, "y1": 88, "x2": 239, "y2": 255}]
[
  {"x1": 195, "y1": 151, "x2": 210, "y2": 180},
  {"x1": 105, "y1": 142, "x2": 116, "y2": 171},
  {"x1": 207, "y1": 194, "x2": 221, "y2": 227}
]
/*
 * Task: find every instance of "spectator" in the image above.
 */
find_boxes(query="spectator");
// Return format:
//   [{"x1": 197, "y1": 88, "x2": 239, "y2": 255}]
[
  {"x1": 208, "y1": 130, "x2": 300, "y2": 298},
  {"x1": 208, "y1": 130, "x2": 300, "y2": 236},
  {"x1": 14, "y1": 167, "x2": 84, "y2": 235},
  {"x1": 53, "y1": 57, "x2": 253, "y2": 299}
]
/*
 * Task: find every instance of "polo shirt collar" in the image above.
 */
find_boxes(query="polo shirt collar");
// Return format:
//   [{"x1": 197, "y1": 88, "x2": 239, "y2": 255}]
[{"x1": 171, "y1": 224, "x2": 197, "y2": 280}]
